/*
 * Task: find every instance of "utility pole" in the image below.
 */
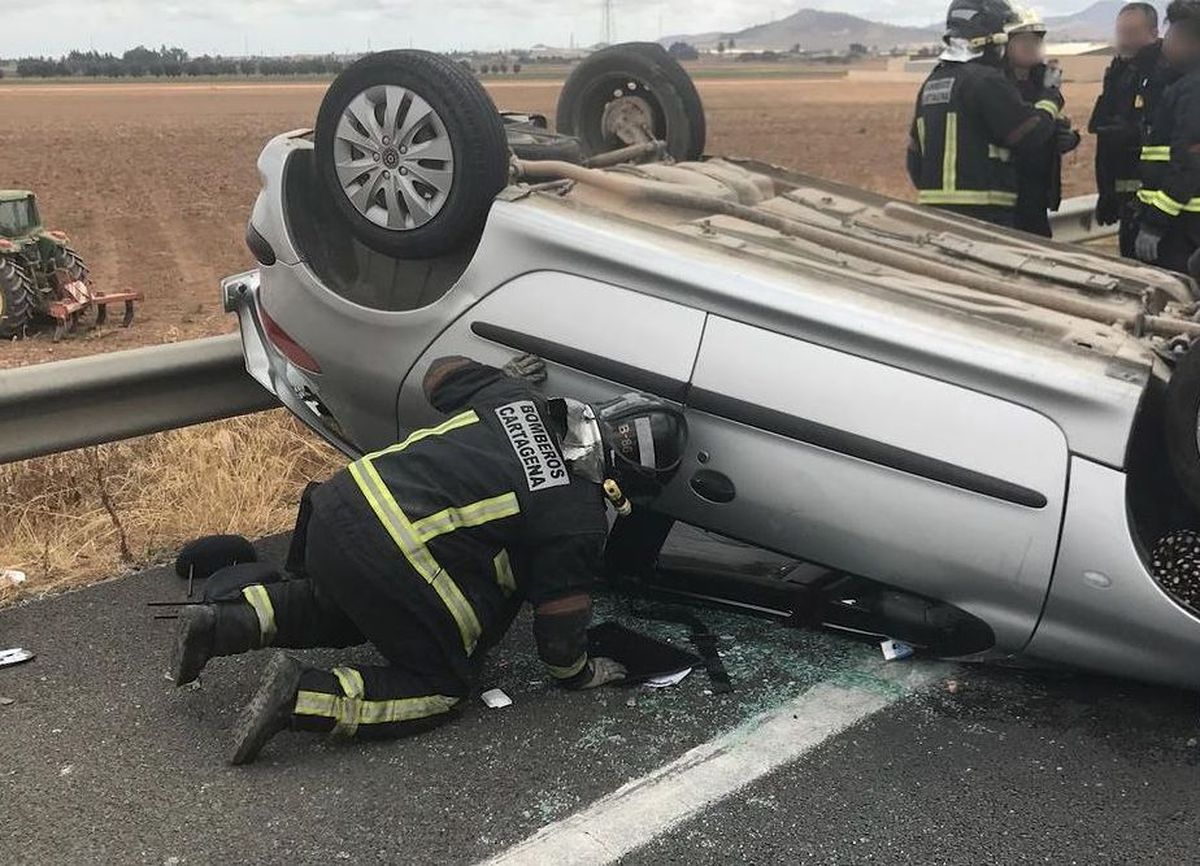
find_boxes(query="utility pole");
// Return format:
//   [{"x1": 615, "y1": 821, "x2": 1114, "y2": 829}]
[{"x1": 603, "y1": 0, "x2": 613, "y2": 46}]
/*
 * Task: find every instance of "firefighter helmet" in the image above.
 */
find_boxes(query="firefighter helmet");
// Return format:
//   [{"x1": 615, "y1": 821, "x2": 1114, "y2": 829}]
[
  {"x1": 1007, "y1": 5, "x2": 1048, "y2": 36},
  {"x1": 593, "y1": 393, "x2": 688, "y2": 504},
  {"x1": 944, "y1": 0, "x2": 1022, "y2": 47}
]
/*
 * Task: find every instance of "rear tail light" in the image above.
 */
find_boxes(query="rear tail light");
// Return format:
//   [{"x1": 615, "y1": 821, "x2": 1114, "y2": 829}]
[{"x1": 261, "y1": 307, "x2": 321, "y2": 373}]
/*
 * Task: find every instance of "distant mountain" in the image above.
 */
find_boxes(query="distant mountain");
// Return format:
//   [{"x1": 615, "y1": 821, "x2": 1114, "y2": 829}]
[
  {"x1": 661, "y1": 9, "x2": 940, "y2": 52},
  {"x1": 1045, "y1": 0, "x2": 1138, "y2": 41},
  {"x1": 661, "y1": 3, "x2": 1139, "y2": 53}
]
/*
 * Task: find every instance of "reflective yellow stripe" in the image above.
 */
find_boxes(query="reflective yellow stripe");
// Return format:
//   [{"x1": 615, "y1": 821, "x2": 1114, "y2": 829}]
[
  {"x1": 987, "y1": 144, "x2": 1012, "y2": 162},
  {"x1": 294, "y1": 685, "x2": 458, "y2": 731},
  {"x1": 412, "y1": 492, "x2": 521, "y2": 544},
  {"x1": 349, "y1": 459, "x2": 483, "y2": 654},
  {"x1": 1138, "y1": 189, "x2": 1200, "y2": 215},
  {"x1": 493, "y1": 549, "x2": 516, "y2": 596},
  {"x1": 943, "y1": 111, "x2": 958, "y2": 191},
  {"x1": 1034, "y1": 99, "x2": 1060, "y2": 118},
  {"x1": 1141, "y1": 145, "x2": 1171, "y2": 162},
  {"x1": 331, "y1": 666, "x2": 365, "y2": 737},
  {"x1": 916, "y1": 117, "x2": 926, "y2": 155},
  {"x1": 547, "y1": 654, "x2": 588, "y2": 680},
  {"x1": 918, "y1": 189, "x2": 1019, "y2": 207},
  {"x1": 1115, "y1": 178, "x2": 1143, "y2": 193},
  {"x1": 367, "y1": 410, "x2": 480, "y2": 460},
  {"x1": 240, "y1": 584, "x2": 276, "y2": 644}
]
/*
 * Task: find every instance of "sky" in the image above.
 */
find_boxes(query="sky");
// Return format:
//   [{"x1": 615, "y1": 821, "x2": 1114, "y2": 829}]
[{"x1": 1, "y1": 0, "x2": 1103, "y2": 58}]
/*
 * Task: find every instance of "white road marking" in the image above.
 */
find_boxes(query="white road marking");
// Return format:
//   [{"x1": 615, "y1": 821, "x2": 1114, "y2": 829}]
[{"x1": 482, "y1": 662, "x2": 945, "y2": 866}]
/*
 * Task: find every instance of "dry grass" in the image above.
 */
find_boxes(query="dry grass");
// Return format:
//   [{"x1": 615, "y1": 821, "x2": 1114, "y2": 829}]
[{"x1": 0, "y1": 411, "x2": 341, "y2": 606}]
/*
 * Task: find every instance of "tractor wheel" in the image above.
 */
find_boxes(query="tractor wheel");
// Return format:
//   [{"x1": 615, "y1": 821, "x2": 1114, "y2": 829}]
[
  {"x1": 54, "y1": 246, "x2": 89, "y2": 282},
  {"x1": 0, "y1": 257, "x2": 37, "y2": 339}
]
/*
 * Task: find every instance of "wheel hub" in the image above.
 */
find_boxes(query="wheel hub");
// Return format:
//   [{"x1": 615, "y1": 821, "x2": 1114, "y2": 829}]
[
  {"x1": 332, "y1": 83, "x2": 455, "y2": 231},
  {"x1": 601, "y1": 95, "x2": 656, "y2": 146}
]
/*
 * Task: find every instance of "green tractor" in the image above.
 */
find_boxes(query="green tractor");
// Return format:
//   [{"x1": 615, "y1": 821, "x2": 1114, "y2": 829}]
[{"x1": 0, "y1": 190, "x2": 138, "y2": 340}]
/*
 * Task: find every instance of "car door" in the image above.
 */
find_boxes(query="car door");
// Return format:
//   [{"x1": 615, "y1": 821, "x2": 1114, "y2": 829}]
[
  {"x1": 398, "y1": 271, "x2": 706, "y2": 432},
  {"x1": 664, "y1": 316, "x2": 1070, "y2": 652}
]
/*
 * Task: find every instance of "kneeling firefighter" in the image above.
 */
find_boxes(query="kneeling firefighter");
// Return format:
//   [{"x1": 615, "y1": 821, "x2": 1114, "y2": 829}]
[
  {"x1": 907, "y1": 0, "x2": 1064, "y2": 228},
  {"x1": 168, "y1": 354, "x2": 687, "y2": 765}
]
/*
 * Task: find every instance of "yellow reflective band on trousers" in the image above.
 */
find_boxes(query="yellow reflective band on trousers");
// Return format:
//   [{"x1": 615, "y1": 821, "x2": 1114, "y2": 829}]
[
  {"x1": 918, "y1": 189, "x2": 1018, "y2": 206},
  {"x1": 493, "y1": 549, "x2": 516, "y2": 596},
  {"x1": 1034, "y1": 99, "x2": 1060, "y2": 118},
  {"x1": 368, "y1": 410, "x2": 481, "y2": 460},
  {"x1": 293, "y1": 668, "x2": 460, "y2": 736},
  {"x1": 412, "y1": 492, "x2": 521, "y2": 544},
  {"x1": 1138, "y1": 188, "x2": 1200, "y2": 216},
  {"x1": 943, "y1": 111, "x2": 958, "y2": 191},
  {"x1": 1141, "y1": 145, "x2": 1172, "y2": 162},
  {"x1": 241, "y1": 584, "x2": 276, "y2": 644},
  {"x1": 916, "y1": 117, "x2": 926, "y2": 154},
  {"x1": 547, "y1": 653, "x2": 588, "y2": 680},
  {"x1": 349, "y1": 458, "x2": 484, "y2": 654},
  {"x1": 1115, "y1": 178, "x2": 1143, "y2": 193}
]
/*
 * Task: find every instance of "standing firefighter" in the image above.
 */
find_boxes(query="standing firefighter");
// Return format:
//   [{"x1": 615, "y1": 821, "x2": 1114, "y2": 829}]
[
  {"x1": 1134, "y1": 0, "x2": 1200, "y2": 276},
  {"x1": 168, "y1": 354, "x2": 687, "y2": 765},
  {"x1": 907, "y1": 0, "x2": 1064, "y2": 228},
  {"x1": 1088, "y1": 3, "x2": 1168, "y2": 257},
  {"x1": 1006, "y1": 11, "x2": 1080, "y2": 237}
]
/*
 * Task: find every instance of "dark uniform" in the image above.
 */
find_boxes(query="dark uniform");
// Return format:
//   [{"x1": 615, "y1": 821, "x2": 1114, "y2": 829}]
[
  {"x1": 236, "y1": 359, "x2": 608, "y2": 738},
  {"x1": 1089, "y1": 40, "x2": 1170, "y2": 256},
  {"x1": 1013, "y1": 69, "x2": 1069, "y2": 237},
  {"x1": 1137, "y1": 63, "x2": 1200, "y2": 275},
  {"x1": 908, "y1": 59, "x2": 1058, "y2": 227}
]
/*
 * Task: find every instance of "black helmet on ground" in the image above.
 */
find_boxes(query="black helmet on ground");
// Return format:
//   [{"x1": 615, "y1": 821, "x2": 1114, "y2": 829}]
[{"x1": 944, "y1": 0, "x2": 1021, "y2": 47}]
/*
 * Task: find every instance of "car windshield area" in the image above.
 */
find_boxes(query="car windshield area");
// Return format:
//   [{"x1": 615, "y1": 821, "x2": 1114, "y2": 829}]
[{"x1": 0, "y1": 198, "x2": 37, "y2": 238}]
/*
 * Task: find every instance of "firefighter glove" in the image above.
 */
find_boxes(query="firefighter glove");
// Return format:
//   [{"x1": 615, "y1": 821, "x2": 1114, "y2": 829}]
[
  {"x1": 579, "y1": 656, "x2": 627, "y2": 689},
  {"x1": 1135, "y1": 226, "x2": 1163, "y2": 263},
  {"x1": 1095, "y1": 194, "x2": 1121, "y2": 226},
  {"x1": 502, "y1": 353, "x2": 547, "y2": 384},
  {"x1": 1055, "y1": 121, "x2": 1080, "y2": 154}
]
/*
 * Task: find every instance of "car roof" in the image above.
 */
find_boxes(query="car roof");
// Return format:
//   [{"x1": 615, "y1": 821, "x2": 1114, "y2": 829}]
[{"x1": 0, "y1": 190, "x2": 33, "y2": 203}]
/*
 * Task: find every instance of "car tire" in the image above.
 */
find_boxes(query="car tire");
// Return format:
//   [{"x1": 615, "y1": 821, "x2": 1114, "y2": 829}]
[
  {"x1": 1164, "y1": 343, "x2": 1200, "y2": 511},
  {"x1": 314, "y1": 50, "x2": 509, "y2": 259},
  {"x1": 555, "y1": 42, "x2": 706, "y2": 162}
]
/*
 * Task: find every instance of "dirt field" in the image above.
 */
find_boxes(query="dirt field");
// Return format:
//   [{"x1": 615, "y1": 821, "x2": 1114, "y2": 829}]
[{"x1": 0, "y1": 76, "x2": 1101, "y2": 366}]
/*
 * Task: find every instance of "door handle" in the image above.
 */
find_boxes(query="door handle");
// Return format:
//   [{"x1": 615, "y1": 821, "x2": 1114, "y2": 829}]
[{"x1": 690, "y1": 469, "x2": 736, "y2": 504}]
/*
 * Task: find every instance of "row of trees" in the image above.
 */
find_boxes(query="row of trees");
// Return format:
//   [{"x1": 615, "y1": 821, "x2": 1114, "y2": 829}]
[{"x1": 9, "y1": 46, "x2": 348, "y2": 79}]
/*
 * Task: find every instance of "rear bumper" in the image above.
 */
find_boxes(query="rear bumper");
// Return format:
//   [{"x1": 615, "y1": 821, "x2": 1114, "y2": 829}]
[
  {"x1": 221, "y1": 268, "x2": 360, "y2": 458},
  {"x1": 1023, "y1": 457, "x2": 1200, "y2": 690}
]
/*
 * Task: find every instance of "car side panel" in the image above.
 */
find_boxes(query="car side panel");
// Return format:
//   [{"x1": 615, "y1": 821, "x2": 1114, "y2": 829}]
[
  {"x1": 662, "y1": 316, "x2": 1071, "y2": 653},
  {"x1": 1022, "y1": 457, "x2": 1200, "y2": 690},
  {"x1": 396, "y1": 271, "x2": 707, "y2": 431}
]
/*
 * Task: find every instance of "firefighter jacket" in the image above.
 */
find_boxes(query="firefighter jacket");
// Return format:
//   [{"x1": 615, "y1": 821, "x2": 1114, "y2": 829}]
[
  {"x1": 318, "y1": 359, "x2": 608, "y2": 687},
  {"x1": 908, "y1": 58, "x2": 1058, "y2": 217},
  {"x1": 1088, "y1": 41, "x2": 1169, "y2": 201},
  {"x1": 1138, "y1": 64, "x2": 1200, "y2": 231},
  {"x1": 1015, "y1": 68, "x2": 1067, "y2": 229}
]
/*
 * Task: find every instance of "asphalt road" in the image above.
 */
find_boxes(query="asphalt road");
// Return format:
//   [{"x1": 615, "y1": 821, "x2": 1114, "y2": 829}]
[{"x1": 1, "y1": 535, "x2": 1198, "y2": 865}]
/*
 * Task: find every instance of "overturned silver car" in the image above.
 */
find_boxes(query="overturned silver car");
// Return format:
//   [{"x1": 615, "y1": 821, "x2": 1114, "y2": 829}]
[{"x1": 224, "y1": 45, "x2": 1200, "y2": 690}]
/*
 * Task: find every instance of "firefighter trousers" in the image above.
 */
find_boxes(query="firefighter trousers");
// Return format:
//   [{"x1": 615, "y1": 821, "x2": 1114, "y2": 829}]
[{"x1": 238, "y1": 498, "x2": 467, "y2": 740}]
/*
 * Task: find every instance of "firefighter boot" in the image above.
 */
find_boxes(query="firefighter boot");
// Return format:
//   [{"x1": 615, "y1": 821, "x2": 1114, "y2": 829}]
[
  {"x1": 229, "y1": 652, "x2": 304, "y2": 765},
  {"x1": 170, "y1": 602, "x2": 263, "y2": 686}
]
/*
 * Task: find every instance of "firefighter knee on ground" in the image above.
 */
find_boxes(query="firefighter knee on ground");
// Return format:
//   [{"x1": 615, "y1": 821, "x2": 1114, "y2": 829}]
[{"x1": 167, "y1": 353, "x2": 688, "y2": 765}]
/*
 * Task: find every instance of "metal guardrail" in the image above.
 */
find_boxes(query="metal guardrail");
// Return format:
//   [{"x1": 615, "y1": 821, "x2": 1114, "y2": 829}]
[
  {"x1": 0, "y1": 333, "x2": 278, "y2": 464},
  {"x1": 1049, "y1": 193, "x2": 1114, "y2": 244},
  {"x1": 0, "y1": 195, "x2": 1118, "y2": 465}
]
